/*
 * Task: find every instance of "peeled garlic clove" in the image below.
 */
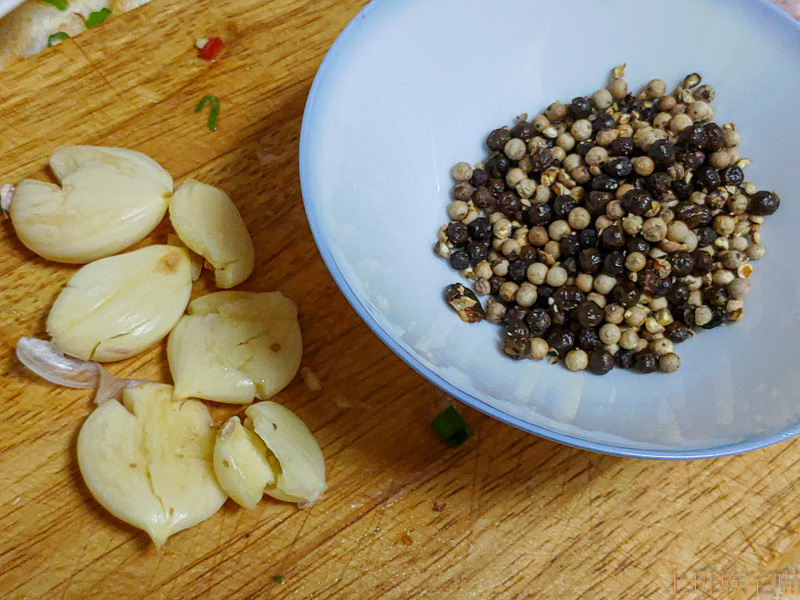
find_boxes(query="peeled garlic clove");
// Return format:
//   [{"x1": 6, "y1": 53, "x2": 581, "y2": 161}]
[
  {"x1": 213, "y1": 416, "x2": 275, "y2": 509},
  {"x1": 77, "y1": 383, "x2": 226, "y2": 547},
  {"x1": 246, "y1": 402, "x2": 326, "y2": 507},
  {"x1": 167, "y1": 233, "x2": 203, "y2": 281},
  {"x1": 10, "y1": 146, "x2": 172, "y2": 263},
  {"x1": 169, "y1": 179, "x2": 254, "y2": 289},
  {"x1": 168, "y1": 291, "x2": 302, "y2": 403},
  {"x1": 47, "y1": 245, "x2": 192, "y2": 362}
]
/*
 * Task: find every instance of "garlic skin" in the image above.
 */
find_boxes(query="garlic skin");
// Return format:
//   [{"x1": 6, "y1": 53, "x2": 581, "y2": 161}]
[
  {"x1": 10, "y1": 146, "x2": 172, "y2": 263},
  {"x1": 47, "y1": 245, "x2": 192, "y2": 362},
  {"x1": 77, "y1": 383, "x2": 226, "y2": 548},
  {"x1": 168, "y1": 291, "x2": 302, "y2": 403},
  {"x1": 169, "y1": 179, "x2": 254, "y2": 289}
]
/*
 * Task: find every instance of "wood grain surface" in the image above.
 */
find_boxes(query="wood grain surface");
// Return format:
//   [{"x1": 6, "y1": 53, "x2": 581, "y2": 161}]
[{"x1": 2, "y1": 1, "x2": 800, "y2": 599}]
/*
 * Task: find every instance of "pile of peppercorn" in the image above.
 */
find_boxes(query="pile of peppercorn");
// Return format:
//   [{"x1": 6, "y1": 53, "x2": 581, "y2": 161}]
[{"x1": 436, "y1": 66, "x2": 779, "y2": 374}]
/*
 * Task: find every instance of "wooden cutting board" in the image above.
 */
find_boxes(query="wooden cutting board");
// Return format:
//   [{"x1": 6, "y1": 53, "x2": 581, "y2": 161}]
[{"x1": 2, "y1": 1, "x2": 800, "y2": 598}]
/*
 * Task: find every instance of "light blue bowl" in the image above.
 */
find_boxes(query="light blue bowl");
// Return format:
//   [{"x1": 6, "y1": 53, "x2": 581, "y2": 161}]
[{"x1": 300, "y1": 0, "x2": 800, "y2": 458}]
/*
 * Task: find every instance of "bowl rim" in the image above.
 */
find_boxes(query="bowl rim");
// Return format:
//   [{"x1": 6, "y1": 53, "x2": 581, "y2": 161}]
[{"x1": 299, "y1": 0, "x2": 800, "y2": 460}]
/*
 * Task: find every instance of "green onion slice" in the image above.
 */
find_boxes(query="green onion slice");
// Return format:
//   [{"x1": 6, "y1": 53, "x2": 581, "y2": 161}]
[
  {"x1": 47, "y1": 32, "x2": 70, "y2": 47},
  {"x1": 195, "y1": 94, "x2": 220, "y2": 131},
  {"x1": 42, "y1": 0, "x2": 68, "y2": 11},
  {"x1": 85, "y1": 8, "x2": 111, "y2": 28},
  {"x1": 431, "y1": 406, "x2": 473, "y2": 448},
  {"x1": 272, "y1": 575, "x2": 285, "y2": 584}
]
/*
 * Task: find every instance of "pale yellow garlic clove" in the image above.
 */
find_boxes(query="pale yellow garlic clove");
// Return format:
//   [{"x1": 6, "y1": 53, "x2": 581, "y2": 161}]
[
  {"x1": 47, "y1": 245, "x2": 192, "y2": 362},
  {"x1": 213, "y1": 416, "x2": 275, "y2": 509},
  {"x1": 10, "y1": 146, "x2": 172, "y2": 263},
  {"x1": 168, "y1": 291, "x2": 302, "y2": 403},
  {"x1": 169, "y1": 179, "x2": 254, "y2": 289},
  {"x1": 167, "y1": 233, "x2": 203, "y2": 281},
  {"x1": 77, "y1": 383, "x2": 226, "y2": 548},
  {"x1": 246, "y1": 402, "x2": 327, "y2": 507}
]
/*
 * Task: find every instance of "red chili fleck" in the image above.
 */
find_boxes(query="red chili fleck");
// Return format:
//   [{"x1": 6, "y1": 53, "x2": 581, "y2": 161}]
[{"x1": 199, "y1": 37, "x2": 224, "y2": 60}]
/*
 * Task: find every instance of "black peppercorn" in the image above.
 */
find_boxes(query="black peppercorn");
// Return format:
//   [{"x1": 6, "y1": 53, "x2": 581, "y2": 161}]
[
  {"x1": 616, "y1": 348, "x2": 637, "y2": 369},
  {"x1": 692, "y1": 250, "x2": 713, "y2": 275},
  {"x1": 667, "y1": 282, "x2": 691, "y2": 305},
  {"x1": 553, "y1": 195, "x2": 578, "y2": 218},
  {"x1": 646, "y1": 172, "x2": 671, "y2": 196},
  {"x1": 588, "y1": 349, "x2": 615, "y2": 375},
  {"x1": 519, "y1": 246, "x2": 536, "y2": 263},
  {"x1": 466, "y1": 241, "x2": 489, "y2": 263},
  {"x1": 674, "y1": 203, "x2": 713, "y2": 228},
  {"x1": 605, "y1": 157, "x2": 633, "y2": 178},
  {"x1": 579, "y1": 228, "x2": 599, "y2": 248},
  {"x1": 505, "y1": 317, "x2": 530, "y2": 339},
  {"x1": 488, "y1": 178, "x2": 506, "y2": 198},
  {"x1": 703, "y1": 123, "x2": 724, "y2": 151},
  {"x1": 575, "y1": 141, "x2": 595, "y2": 158},
  {"x1": 627, "y1": 237, "x2": 650, "y2": 255},
  {"x1": 678, "y1": 124, "x2": 707, "y2": 148},
  {"x1": 639, "y1": 269, "x2": 661, "y2": 294},
  {"x1": 503, "y1": 306, "x2": 529, "y2": 325},
  {"x1": 486, "y1": 128, "x2": 511, "y2": 151},
  {"x1": 591, "y1": 175, "x2": 619, "y2": 192},
  {"x1": 640, "y1": 106, "x2": 657, "y2": 122},
  {"x1": 678, "y1": 148, "x2": 705, "y2": 171},
  {"x1": 503, "y1": 332, "x2": 531, "y2": 360},
  {"x1": 636, "y1": 350, "x2": 659, "y2": 373},
  {"x1": 489, "y1": 275, "x2": 505, "y2": 295},
  {"x1": 530, "y1": 148, "x2": 555, "y2": 172},
  {"x1": 614, "y1": 280, "x2": 639, "y2": 307},
  {"x1": 696, "y1": 227, "x2": 717, "y2": 247},
  {"x1": 470, "y1": 168, "x2": 488, "y2": 188},
  {"x1": 547, "y1": 327, "x2": 576, "y2": 356},
  {"x1": 652, "y1": 275, "x2": 674, "y2": 298},
  {"x1": 553, "y1": 285, "x2": 584, "y2": 311},
  {"x1": 499, "y1": 191, "x2": 521, "y2": 217},
  {"x1": 468, "y1": 217, "x2": 492, "y2": 240},
  {"x1": 527, "y1": 202, "x2": 552, "y2": 226},
  {"x1": 600, "y1": 224, "x2": 626, "y2": 250},
  {"x1": 720, "y1": 165, "x2": 744, "y2": 186},
  {"x1": 562, "y1": 256, "x2": 578, "y2": 277},
  {"x1": 446, "y1": 222, "x2": 469, "y2": 247},
  {"x1": 449, "y1": 251, "x2": 469, "y2": 270},
  {"x1": 665, "y1": 322, "x2": 692, "y2": 344},
  {"x1": 511, "y1": 121, "x2": 534, "y2": 141},
  {"x1": 585, "y1": 191, "x2": 613, "y2": 216},
  {"x1": 610, "y1": 137, "x2": 635, "y2": 156},
  {"x1": 525, "y1": 308, "x2": 552, "y2": 338},
  {"x1": 579, "y1": 248, "x2": 603, "y2": 274},
  {"x1": 749, "y1": 191, "x2": 780, "y2": 216},
  {"x1": 671, "y1": 180, "x2": 693, "y2": 200},
  {"x1": 569, "y1": 97, "x2": 592, "y2": 119},
  {"x1": 488, "y1": 154, "x2": 512, "y2": 177},
  {"x1": 578, "y1": 327, "x2": 603, "y2": 351},
  {"x1": 674, "y1": 304, "x2": 696, "y2": 327},
  {"x1": 603, "y1": 250, "x2": 626, "y2": 275},
  {"x1": 671, "y1": 252, "x2": 696, "y2": 277},
  {"x1": 694, "y1": 164, "x2": 721, "y2": 190},
  {"x1": 592, "y1": 111, "x2": 615, "y2": 132},
  {"x1": 700, "y1": 307, "x2": 726, "y2": 329},
  {"x1": 621, "y1": 189, "x2": 653, "y2": 216},
  {"x1": 704, "y1": 285, "x2": 729, "y2": 308},
  {"x1": 507, "y1": 259, "x2": 528, "y2": 283},
  {"x1": 576, "y1": 300, "x2": 605, "y2": 328},
  {"x1": 648, "y1": 139, "x2": 676, "y2": 168},
  {"x1": 560, "y1": 233, "x2": 581, "y2": 257},
  {"x1": 534, "y1": 284, "x2": 555, "y2": 308}
]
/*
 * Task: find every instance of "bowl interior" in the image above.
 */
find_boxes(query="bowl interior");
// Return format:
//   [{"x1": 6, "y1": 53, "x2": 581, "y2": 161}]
[{"x1": 301, "y1": 0, "x2": 800, "y2": 457}]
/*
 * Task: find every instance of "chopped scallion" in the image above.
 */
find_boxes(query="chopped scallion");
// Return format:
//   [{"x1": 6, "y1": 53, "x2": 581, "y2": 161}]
[
  {"x1": 85, "y1": 8, "x2": 111, "y2": 28},
  {"x1": 195, "y1": 94, "x2": 220, "y2": 131},
  {"x1": 42, "y1": 0, "x2": 68, "y2": 11},
  {"x1": 272, "y1": 575, "x2": 285, "y2": 584},
  {"x1": 47, "y1": 32, "x2": 70, "y2": 47},
  {"x1": 431, "y1": 406, "x2": 472, "y2": 448}
]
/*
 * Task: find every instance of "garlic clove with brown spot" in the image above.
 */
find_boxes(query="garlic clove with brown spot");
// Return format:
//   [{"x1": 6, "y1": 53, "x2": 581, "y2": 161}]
[
  {"x1": 47, "y1": 245, "x2": 192, "y2": 362},
  {"x1": 169, "y1": 179, "x2": 255, "y2": 289},
  {"x1": 10, "y1": 146, "x2": 172, "y2": 263},
  {"x1": 213, "y1": 416, "x2": 275, "y2": 510}
]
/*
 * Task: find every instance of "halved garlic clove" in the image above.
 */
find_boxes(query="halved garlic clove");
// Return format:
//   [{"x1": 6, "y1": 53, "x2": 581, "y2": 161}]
[
  {"x1": 167, "y1": 233, "x2": 203, "y2": 281},
  {"x1": 246, "y1": 402, "x2": 327, "y2": 507},
  {"x1": 10, "y1": 146, "x2": 172, "y2": 263},
  {"x1": 77, "y1": 383, "x2": 226, "y2": 547},
  {"x1": 213, "y1": 416, "x2": 275, "y2": 510},
  {"x1": 47, "y1": 245, "x2": 192, "y2": 362},
  {"x1": 169, "y1": 179, "x2": 254, "y2": 289},
  {"x1": 168, "y1": 291, "x2": 302, "y2": 403}
]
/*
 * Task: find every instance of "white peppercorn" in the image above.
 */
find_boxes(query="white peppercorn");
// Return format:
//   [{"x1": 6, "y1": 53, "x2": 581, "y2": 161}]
[
  {"x1": 575, "y1": 272, "x2": 594, "y2": 293},
  {"x1": 595, "y1": 215, "x2": 613, "y2": 231},
  {"x1": 534, "y1": 185, "x2": 551, "y2": 204},
  {"x1": 726, "y1": 298, "x2": 744, "y2": 314},
  {"x1": 531, "y1": 114, "x2": 550, "y2": 132},
  {"x1": 550, "y1": 146, "x2": 567, "y2": 162},
  {"x1": 527, "y1": 262, "x2": 548, "y2": 285},
  {"x1": 492, "y1": 258, "x2": 509, "y2": 276},
  {"x1": 694, "y1": 305, "x2": 713, "y2": 326},
  {"x1": 712, "y1": 269, "x2": 735, "y2": 286},
  {"x1": 659, "y1": 353, "x2": 680, "y2": 373},
  {"x1": 619, "y1": 329, "x2": 639, "y2": 350},
  {"x1": 669, "y1": 113, "x2": 693, "y2": 133},
  {"x1": 632, "y1": 156, "x2": 655, "y2": 176},
  {"x1": 625, "y1": 306, "x2": 648, "y2": 327},
  {"x1": 530, "y1": 338, "x2": 549, "y2": 360},
  {"x1": 624, "y1": 252, "x2": 646, "y2": 273},
  {"x1": 608, "y1": 78, "x2": 628, "y2": 99},
  {"x1": 433, "y1": 241, "x2": 450, "y2": 259},
  {"x1": 587, "y1": 292, "x2": 607, "y2": 308},
  {"x1": 516, "y1": 179, "x2": 537, "y2": 199},
  {"x1": 556, "y1": 133, "x2": 576, "y2": 152},
  {"x1": 585, "y1": 146, "x2": 609, "y2": 167},
  {"x1": 563, "y1": 348, "x2": 588, "y2": 372},
  {"x1": 474, "y1": 278, "x2": 491, "y2": 296},
  {"x1": 642, "y1": 218, "x2": 668, "y2": 242},
  {"x1": 720, "y1": 251, "x2": 744, "y2": 270},
  {"x1": 546, "y1": 265, "x2": 568, "y2": 287},
  {"x1": 506, "y1": 168, "x2": 526, "y2": 188},
  {"x1": 504, "y1": 138, "x2": 526, "y2": 160},
  {"x1": 499, "y1": 281, "x2": 519, "y2": 302},
  {"x1": 683, "y1": 230, "x2": 699, "y2": 253},
  {"x1": 548, "y1": 220, "x2": 571, "y2": 241},
  {"x1": 486, "y1": 298, "x2": 506, "y2": 323},
  {"x1": 655, "y1": 309, "x2": 673, "y2": 327},
  {"x1": 724, "y1": 129, "x2": 741, "y2": 147},
  {"x1": 451, "y1": 162, "x2": 473, "y2": 182},
  {"x1": 545, "y1": 102, "x2": 567, "y2": 122},
  {"x1": 463, "y1": 210, "x2": 479, "y2": 225},
  {"x1": 665, "y1": 221, "x2": 689, "y2": 243},
  {"x1": 516, "y1": 282, "x2": 538, "y2": 307},
  {"x1": 543, "y1": 240, "x2": 561, "y2": 261},
  {"x1": 604, "y1": 303, "x2": 625, "y2": 324},
  {"x1": 571, "y1": 119, "x2": 593, "y2": 141},
  {"x1": 447, "y1": 200, "x2": 469, "y2": 221},
  {"x1": 606, "y1": 200, "x2": 625, "y2": 220},
  {"x1": 562, "y1": 153, "x2": 582, "y2": 171},
  {"x1": 528, "y1": 226, "x2": 548, "y2": 246},
  {"x1": 474, "y1": 261, "x2": 492, "y2": 280},
  {"x1": 501, "y1": 239, "x2": 521, "y2": 257},
  {"x1": 493, "y1": 218, "x2": 512, "y2": 238},
  {"x1": 688, "y1": 289, "x2": 703, "y2": 306},
  {"x1": 746, "y1": 243, "x2": 765, "y2": 260},
  {"x1": 599, "y1": 323, "x2": 621, "y2": 345},
  {"x1": 592, "y1": 88, "x2": 613, "y2": 109},
  {"x1": 713, "y1": 215, "x2": 735, "y2": 236},
  {"x1": 571, "y1": 166, "x2": 591, "y2": 185},
  {"x1": 594, "y1": 274, "x2": 617, "y2": 296},
  {"x1": 568, "y1": 207, "x2": 592, "y2": 230},
  {"x1": 491, "y1": 237, "x2": 504, "y2": 251},
  {"x1": 649, "y1": 297, "x2": 668, "y2": 312},
  {"x1": 687, "y1": 101, "x2": 710, "y2": 122},
  {"x1": 622, "y1": 216, "x2": 643, "y2": 236},
  {"x1": 596, "y1": 129, "x2": 618, "y2": 146},
  {"x1": 731, "y1": 236, "x2": 748, "y2": 252},
  {"x1": 709, "y1": 149, "x2": 732, "y2": 170}
]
